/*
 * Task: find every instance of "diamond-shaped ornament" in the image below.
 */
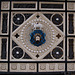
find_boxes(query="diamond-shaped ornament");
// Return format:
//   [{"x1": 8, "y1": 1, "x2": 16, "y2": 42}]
[{"x1": 11, "y1": 12, "x2": 65, "y2": 60}]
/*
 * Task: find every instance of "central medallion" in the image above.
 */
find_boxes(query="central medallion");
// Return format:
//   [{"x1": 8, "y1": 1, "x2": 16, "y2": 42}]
[
  {"x1": 30, "y1": 30, "x2": 46, "y2": 46},
  {"x1": 30, "y1": 23, "x2": 46, "y2": 47}
]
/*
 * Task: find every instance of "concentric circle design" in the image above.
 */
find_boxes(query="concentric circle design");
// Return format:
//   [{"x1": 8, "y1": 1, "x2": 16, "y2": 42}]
[
  {"x1": 12, "y1": 47, "x2": 24, "y2": 59},
  {"x1": 13, "y1": 14, "x2": 24, "y2": 25},
  {"x1": 52, "y1": 47, "x2": 63, "y2": 59},
  {"x1": 51, "y1": 14, "x2": 63, "y2": 26}
]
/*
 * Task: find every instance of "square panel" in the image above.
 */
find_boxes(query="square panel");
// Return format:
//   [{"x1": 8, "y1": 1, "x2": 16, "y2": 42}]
[
  {"x1": 1, "y1": 1, "x2": 10, "y2": 10},
  {"x1": 0, "y1": 1, "x2": 66, "y2": 73},
  {"x1": 67, "y1": 63, "x2": 75, "y2": 71},
  {"x1": 1, "y1": 0, "x2": 75, "y2": 74},
  {"x1": 67, "y1": 2, "x2": 75, "y2": 11},
  {"x1": 10, "y1": 12, "x2": 65, "y2": 61},
  {"x1": 0, "y1": 63, "x2": 8, "y2": 72}
]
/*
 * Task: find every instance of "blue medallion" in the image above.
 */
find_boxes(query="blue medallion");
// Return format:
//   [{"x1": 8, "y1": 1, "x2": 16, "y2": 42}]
[{"x1": 30, "y1": 30, "x2": 46, "y2": 47}]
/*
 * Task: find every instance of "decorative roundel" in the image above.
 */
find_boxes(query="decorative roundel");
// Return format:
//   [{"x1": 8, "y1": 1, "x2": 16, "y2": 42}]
[
  {"x1": 20, "y1": 19, "x2": 56, "y2": 53},
  {"x1": 12, "y1": 47, "x2": 24, "y2": 59},
  {"x1": 52, "y1": 47, "x2": 63, "y2": 59},
  {"x1": 13, "y1": 14, "x2": 24, "y2": 25},
  {"x1": 52, "y1": 14, "x2": 63, "y2": 26},
  {"x1": 30, "y1": 30, "x2": 46, "y2": 47}
]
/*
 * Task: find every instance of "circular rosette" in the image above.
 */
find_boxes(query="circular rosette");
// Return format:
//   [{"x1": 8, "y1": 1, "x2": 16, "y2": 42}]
[
  {"x1": 13, "y1": 14, "x2": 24, "y2": 25},
  {"x1": 52, "y1": 14, "x2": 63, "y2": 26},
  {"x1": 52, "y1": 47, "x2": 63, "y2": 59},
  {"x1": 12, "y1": 47, "x2": 24, "y2": 59},
  {"x1": 30, "y1": 30, "x2": 46, "y2": 47}
]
